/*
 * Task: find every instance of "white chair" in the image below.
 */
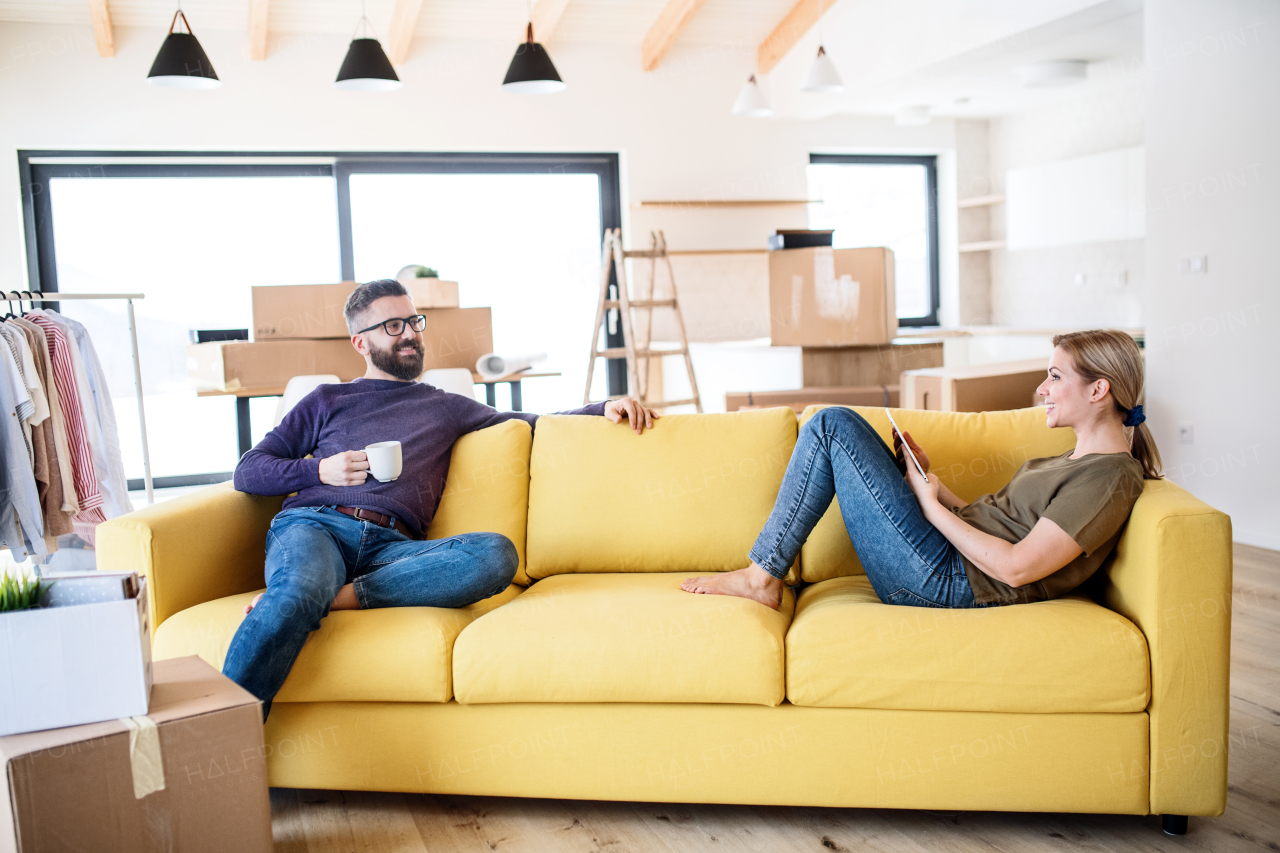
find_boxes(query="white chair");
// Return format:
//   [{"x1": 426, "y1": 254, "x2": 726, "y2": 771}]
[
  {"x1": 273, "y1": 374, "x2": 341, "y2": 426},
  {"x1": 422, "y1": 367, "x2": 476, "y2": 398}
]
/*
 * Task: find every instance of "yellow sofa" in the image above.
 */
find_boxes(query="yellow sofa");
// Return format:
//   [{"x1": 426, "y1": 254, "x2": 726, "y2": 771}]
[{"x1": 96, "y1": 406, "x2": 1232, "y2": 830}]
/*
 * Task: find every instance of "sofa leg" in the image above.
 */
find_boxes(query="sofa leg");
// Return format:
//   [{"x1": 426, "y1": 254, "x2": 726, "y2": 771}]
[{"x1": 1161, "y1": 815, "x2": 1188, "y2": 836}]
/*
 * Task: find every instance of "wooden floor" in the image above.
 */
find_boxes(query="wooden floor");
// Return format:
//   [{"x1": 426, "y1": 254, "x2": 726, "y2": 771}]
[{"x1": 270, "y1": 543, "x2": 1280, "y2": 852}]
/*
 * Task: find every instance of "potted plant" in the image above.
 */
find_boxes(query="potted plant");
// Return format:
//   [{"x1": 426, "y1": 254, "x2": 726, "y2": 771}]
[{"x1": 0, "y1": 568, "x2": 47, "y2": 613}]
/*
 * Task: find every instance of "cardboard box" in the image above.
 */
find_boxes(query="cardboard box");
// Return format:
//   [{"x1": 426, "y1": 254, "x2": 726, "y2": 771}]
[
  {"x1": 901, "y1": 358, "x2": 1048, "y2": 412},
  {"x1": 186, "y1": 339, "x2": 367, "y2": 393},
  {"x1": 801, "y1": 340, "x2": 944, "y2": 387},
  {"x1": 0, "y1": 578, "x2": 150, "y2": 737},
  {"x1": 0, "y1": 656, "x2": 271, "y2": 853},
  {"x1": 725, "y1": 386, "x2": 900, "y2": 413},
  {"x1": 253, "y1": 280, "x2": 461, "y2": 340},
  {"x1": 419, "y1": 307, "x2": 493, "y2": 372},
  {"x1": 769, "y1": 247, "x2": 897, "y2": 346}
]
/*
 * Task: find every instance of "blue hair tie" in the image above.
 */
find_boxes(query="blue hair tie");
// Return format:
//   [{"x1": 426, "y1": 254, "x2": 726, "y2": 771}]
[{"x1": 1123, "y1": 405, "x2": 1145, "y2": 427}]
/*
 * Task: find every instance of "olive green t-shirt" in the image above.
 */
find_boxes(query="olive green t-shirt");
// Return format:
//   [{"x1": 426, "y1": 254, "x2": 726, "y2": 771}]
[{"x1": 956, "y1": 451, "x2": 1145, "y2": 605}]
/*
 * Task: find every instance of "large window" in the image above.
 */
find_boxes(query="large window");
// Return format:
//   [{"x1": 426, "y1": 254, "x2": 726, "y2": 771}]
[
  {"x1": 807, "y1": 154, "x2": 940, "y2": 326},
  {"x1": 21, "y1": 152, "x2": 622, "y2": 490}
]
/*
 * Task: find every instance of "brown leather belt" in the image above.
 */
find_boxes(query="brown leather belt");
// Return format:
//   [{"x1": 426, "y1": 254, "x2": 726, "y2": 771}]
[{"x1": 333, "y1": 506, "x2": 415, "y2": 538}]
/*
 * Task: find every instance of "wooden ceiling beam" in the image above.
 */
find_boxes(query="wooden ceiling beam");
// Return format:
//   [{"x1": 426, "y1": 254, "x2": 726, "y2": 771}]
[
  {"x1": 386, "y1": 0, "x2": 426, "y2": 65},
  {"x1": 248, "y1": 0, "x2": 269, "y2": 61},
  {"x1": 641, "y1": 0, "x2": 708, "y2": 72},
  {"x1": 757, "y1": 0, "x2": 838, "y2": 76},
  {"x1": 530, "y1": 0, "x2": 572, "y2": 43},
  {"x1": 87, "y1": 0, "x2": 113, "y2": 57}
]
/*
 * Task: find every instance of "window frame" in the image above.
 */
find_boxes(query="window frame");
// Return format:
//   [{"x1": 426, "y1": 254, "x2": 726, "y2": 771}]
[
  {"x1": 808, "y1": 153, "x2": 940, "y2": 327},
  {"x1": 17, "y1": 150, "x2": 625, "y2": 490}
]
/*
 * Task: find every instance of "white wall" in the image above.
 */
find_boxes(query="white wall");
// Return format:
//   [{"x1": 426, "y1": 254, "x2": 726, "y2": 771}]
[
  {"x1": 988, "y1": 70, "x2": 1145, "y2": 326},
  {"x1": 1144, "y1": 0, "x2": 1280, "y2": 549},
  {"x1": 0, "y1": 21, "x2": 958, "y2": 323}
]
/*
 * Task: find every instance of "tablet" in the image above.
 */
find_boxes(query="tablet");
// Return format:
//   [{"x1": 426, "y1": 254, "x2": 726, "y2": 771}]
[{"x1": 885, "y1": 408, "x2": 928, "y2": 482}]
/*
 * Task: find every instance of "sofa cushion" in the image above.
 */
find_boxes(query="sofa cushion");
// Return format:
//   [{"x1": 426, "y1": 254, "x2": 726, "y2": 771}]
[
  {"x1": 786, "y1": 576, "x2": 1150, "y2": 713},
  {"x1": 526, "y1": 409, "x2": 798, "y2": 581},
  {"x1": 152, "y1": 584, "x2": 523, "y2": 703},
  {"x1": 427, "y1": 419, "x2": 535, "y2": 585},
  {"x1": 453, "y1": 573, "x2": 795, "y2": 706},
  {"x1": 798, "y1": 405, "x2": 1077, "y2": 582}
]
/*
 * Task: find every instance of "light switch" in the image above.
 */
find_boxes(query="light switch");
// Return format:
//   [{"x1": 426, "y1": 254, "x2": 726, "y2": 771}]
[{"x1": 1180, "y1": 256, "x2": 1207, "y2": 274}]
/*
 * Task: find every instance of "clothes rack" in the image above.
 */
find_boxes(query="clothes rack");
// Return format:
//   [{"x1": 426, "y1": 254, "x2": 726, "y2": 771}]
[{"x1": 3, "y1": 291, "x2": 153, "y2": 505}]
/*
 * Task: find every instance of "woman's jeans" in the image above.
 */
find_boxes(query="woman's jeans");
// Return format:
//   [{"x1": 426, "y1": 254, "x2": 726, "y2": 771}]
[
  {"x1": 749, "y1": 407, "x2": 978, "y2": 609},
  {"x1": 222, "y1": 506, "x2": 518, "y2": 716}
]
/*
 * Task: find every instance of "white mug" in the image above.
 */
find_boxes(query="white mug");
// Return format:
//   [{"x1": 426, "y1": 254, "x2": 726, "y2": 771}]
[{"x1": 365, "y1": 441, "x2": 403, "y2": 482}]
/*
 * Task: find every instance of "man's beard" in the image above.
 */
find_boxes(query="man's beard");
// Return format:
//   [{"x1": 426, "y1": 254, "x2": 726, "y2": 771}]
[{"x1": 369, "y1": 337, "x2": 425, "y2": 381}]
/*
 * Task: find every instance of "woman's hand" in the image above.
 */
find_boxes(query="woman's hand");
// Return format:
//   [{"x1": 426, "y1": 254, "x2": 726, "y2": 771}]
[
  {"x1": 892, "y1": 429, "x2": 931, "y2": 475},
  {"x1": 903, "y1": 449, "x2": 941, "y2": 508},
  {"x1": 604, "y1": 396, "x2": 661, "y2": 435}
]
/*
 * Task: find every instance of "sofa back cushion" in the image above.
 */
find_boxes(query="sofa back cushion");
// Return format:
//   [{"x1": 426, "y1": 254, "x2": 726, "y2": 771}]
[
  {"x1": 798, "y1": 405, "x2": 1077, "y2": 583},
  {"x1": 426, "y1": 419, "x2": 535, "y2": 585},
  {"x1": 526, "y1": 408, "x2": 797, "y2": 579}
]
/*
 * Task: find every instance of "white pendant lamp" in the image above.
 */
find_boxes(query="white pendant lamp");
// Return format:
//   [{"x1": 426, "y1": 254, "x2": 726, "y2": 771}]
[
  {"x1": 731, "y1": 74, "x2": 772, "y2": 117},
  {"x1": 800, "y1": 45, "x2": 843, "y2": 93}
]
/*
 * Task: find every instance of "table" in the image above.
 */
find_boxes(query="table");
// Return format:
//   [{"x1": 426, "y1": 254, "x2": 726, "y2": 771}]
[{"x1": 198, "y1": 371, "x2": 562, "y2": 456}]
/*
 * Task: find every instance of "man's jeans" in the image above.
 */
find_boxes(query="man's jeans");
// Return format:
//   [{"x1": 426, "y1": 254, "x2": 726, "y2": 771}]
[
  {"x1": 223, "y1": 507, "x2": 518, "y2": 715},
  {"x1": 749, "y1": 407, "x2": 979, "y2": 609}
]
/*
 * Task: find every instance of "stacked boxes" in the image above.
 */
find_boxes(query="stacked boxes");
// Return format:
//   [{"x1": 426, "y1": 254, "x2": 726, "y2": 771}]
[
  {"x1": 766, "y1": 245, "x2": 944, "y2": 390},
  {"x1": 187, "y1": 279, "x2": 493, "y2": 394}
]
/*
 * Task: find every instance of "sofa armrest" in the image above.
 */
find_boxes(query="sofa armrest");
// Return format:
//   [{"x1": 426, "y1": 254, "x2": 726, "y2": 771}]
[
  {"x1": 1096, "y1": 478, "x2": 1233, "y2": 817},
  {"x1": 97, "y1": 482, "x2": 283, "y2": 631}
]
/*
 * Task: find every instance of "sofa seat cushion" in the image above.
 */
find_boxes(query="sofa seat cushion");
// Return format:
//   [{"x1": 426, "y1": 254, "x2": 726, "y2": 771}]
[
  {"x1": 152, "y1": 584, "x2": 523, "y2": 703},
  {"x1": 454, "y1": 573, "x2": 795, "y2": 706},
  {"x1": 786, "y1": 576, "x2": 1149, "y2": 714}
]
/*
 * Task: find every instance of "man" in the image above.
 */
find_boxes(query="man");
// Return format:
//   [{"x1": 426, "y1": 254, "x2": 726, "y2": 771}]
[{"x1": 226, "y1": 278, "x2": 658, "y2": 714}]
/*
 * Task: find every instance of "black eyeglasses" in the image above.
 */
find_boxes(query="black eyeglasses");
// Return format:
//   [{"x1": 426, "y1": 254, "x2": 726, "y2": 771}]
[{"x1": 357, "y1": 314, "x2": 427, "y2": 336}]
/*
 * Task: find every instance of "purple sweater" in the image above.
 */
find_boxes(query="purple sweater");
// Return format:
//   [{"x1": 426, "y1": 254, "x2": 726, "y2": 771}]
[{"x1": 234, "y1": 378, "x2": 606, "y2": 536}]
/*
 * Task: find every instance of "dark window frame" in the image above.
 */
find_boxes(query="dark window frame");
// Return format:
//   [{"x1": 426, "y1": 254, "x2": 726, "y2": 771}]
[
  {"x1": 17, "y1": 150, "x2": 626, "y2": 489},
  {"x1": 808, "y1": 153, "x2": 940, "y2": 327}
]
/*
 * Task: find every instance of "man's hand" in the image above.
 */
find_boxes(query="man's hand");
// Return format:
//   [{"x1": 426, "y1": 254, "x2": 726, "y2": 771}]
[
  {"x1": 318, "y1": 450, "x2": 369, "y2": 486},
  {"x1": 604, "y1": 396, "x2": 661, "y2": 435}
]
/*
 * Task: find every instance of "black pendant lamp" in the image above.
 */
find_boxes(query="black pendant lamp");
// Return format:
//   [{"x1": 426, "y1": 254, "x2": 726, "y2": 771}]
[
  {"x1": 147, "y1": 8, "x2": 220, "y2": 89},
  {"x1": 335, "y1": 0, "x2": 402, "y2": 91},
  {"x1": 502, "y1": 22, "x2": 565, "y2": 94}
]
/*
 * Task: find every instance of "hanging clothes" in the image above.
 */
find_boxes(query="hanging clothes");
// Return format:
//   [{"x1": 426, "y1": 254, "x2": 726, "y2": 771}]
[
  {"x1": 40, "y1": 312, "x2": 131, "y2": 519},
  {"x1": 11, "y1": 316, "x2": 80, "y2": 516},
  {"x1": 6, "y1": 318, "x2": 74, "y2": 545},
  {"x1": 0, "y1": 339, "x2": 45, "y2": 556},
  {"x1": 27, "y1": 312, "x2": 105, "y2": 524}
]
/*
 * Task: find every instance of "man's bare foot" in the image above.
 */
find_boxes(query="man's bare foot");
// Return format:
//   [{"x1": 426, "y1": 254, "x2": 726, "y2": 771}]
[
  {"x1": 680, "y1": 563, "x2": 784, "y2": 610},
  {"x1": 243, "y1": 584, "x2": 359, "y2": 615}
]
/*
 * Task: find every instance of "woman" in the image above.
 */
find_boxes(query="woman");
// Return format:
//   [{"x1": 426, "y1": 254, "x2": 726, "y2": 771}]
[{"x1": 681, "y1": 329, "x2": 1161, "y2": 609}]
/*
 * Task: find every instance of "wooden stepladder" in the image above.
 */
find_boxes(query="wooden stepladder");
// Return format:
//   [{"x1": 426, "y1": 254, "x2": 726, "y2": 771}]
[{"x1": 584, "y1": 228, "x2": 702, "y2": 412}]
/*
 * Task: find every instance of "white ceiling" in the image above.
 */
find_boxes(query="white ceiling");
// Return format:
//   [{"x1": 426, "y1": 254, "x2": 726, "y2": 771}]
[{"x1": 0, "y1": 0, "x2": 1144, "y2": 119}]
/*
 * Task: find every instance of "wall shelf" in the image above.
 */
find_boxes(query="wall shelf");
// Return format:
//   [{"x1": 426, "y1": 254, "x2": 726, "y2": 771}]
[
  {"x1": 958, "y1": 240, "x2": 1006, "y2": 253},
  {"x1": 666, "y1": 248, "x2": 769, "y2": 256},
  {"x1": 634, "y1": 199, "x2": 821, "y2": 209},
  {"x1": 957, "y1": 193, "x2": 1006, "y2": 208}
]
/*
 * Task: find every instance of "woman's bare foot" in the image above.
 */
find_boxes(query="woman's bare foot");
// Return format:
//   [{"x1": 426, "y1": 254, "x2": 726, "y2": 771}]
[
  {"x1": 243, "y1": 584, "x2": 359, "y2": 615},
  {"x1": 680, "y1": 563, "x2": 784, "y2": 609}
]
